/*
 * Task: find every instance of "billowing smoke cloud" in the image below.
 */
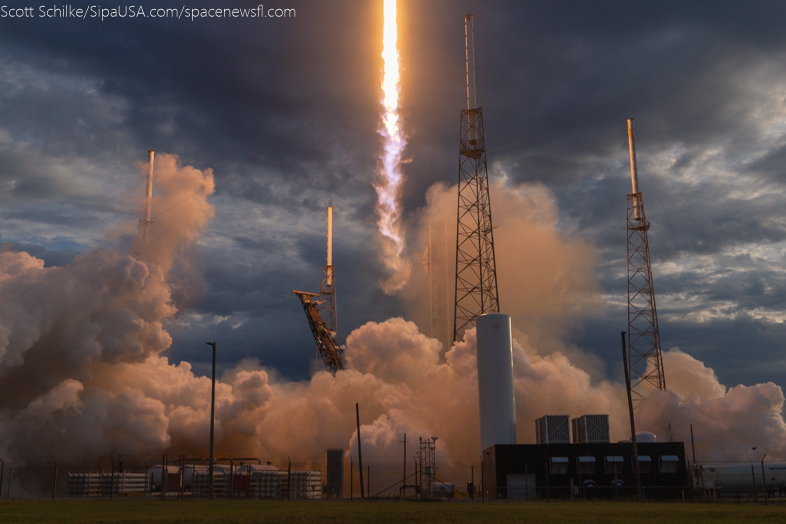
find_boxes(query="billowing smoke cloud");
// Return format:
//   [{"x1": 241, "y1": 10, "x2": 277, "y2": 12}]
[
  {"x1": 0, "y1": 169, "x2": 785, "y2": 497},
  {"x1": 638, "y1": 349, "x2": 786, "y2": 462},
  {"x1": 402, "y1": 178, "x2": 605, "y2": 374}
]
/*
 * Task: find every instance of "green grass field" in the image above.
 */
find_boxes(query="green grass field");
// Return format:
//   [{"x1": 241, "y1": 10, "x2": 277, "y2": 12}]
[{"x1": 1, "y1": 500, "x2": 785, "y2": 524}]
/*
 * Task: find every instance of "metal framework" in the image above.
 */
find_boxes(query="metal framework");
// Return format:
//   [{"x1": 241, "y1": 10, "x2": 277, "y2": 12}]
[
  {"x1": 418, "y1": 437, "x2": 437, "y2": 498},
  {"x1": 453, "y1": 107, "x2": 499, "y2": 342},
  {"x1": 320, "y1": 206, "x2": 337, "y2": 336},
  {"x1": 292, "y1": 290, "x2": 345, "y2": 375},
  {"x1": 626, "y1": 192, "x2": 666, "y2": 405},
  {"x1": 319, "y1": 265, "x2": 336, "y2": 334}
]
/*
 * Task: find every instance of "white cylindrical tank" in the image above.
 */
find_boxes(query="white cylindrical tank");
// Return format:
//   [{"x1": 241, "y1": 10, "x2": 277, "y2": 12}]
[
  {"x1": 635, "y1": 431, "x2": 657, "y2": 443},
  {"x1": 476, "y1": 313, "x2": 516, "y2": 452}
]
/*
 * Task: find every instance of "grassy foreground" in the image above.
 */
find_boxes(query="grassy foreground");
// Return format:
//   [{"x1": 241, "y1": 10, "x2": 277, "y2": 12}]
[{"x1": 1, "y1": 500, "x2": 784, "y2": 524}]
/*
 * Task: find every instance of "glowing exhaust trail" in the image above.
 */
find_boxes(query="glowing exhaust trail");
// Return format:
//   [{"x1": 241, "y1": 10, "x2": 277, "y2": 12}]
[{"x1": 375, "y1": 0, "x2": 410, "y2": 294}]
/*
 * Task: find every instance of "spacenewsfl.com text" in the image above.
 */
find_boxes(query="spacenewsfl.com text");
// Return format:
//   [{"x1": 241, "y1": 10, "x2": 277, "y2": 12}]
[{"x1": 1, "y1": 5, "x2": 296, "y2": 21}]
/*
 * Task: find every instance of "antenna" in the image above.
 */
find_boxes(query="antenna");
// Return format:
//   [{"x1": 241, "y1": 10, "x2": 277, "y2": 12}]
[{"x1": 465, "y1": 14, "x2": 477, "y2": 111}]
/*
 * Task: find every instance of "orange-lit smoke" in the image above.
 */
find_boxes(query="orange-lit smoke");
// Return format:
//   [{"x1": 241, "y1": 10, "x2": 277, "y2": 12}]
[
  {"x1": 2, "y1": 168, "x2": 786, "y2": 496},
  {"x1": 374, "y1": 0, "x2": 411, "y2": 294}
]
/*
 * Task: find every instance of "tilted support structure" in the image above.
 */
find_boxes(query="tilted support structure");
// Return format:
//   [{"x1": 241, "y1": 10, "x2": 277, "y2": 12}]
[{"x1": 292, "y1": 290, "x2": 345, "y2": 375}]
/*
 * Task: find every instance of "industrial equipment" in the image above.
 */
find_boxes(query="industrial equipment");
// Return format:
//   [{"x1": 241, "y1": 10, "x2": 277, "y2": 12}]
[
  {"x1": 535, "y1": 415, "x2": 571, "y2": 444},
  {"x1": 476, "y1": 313, "x2": 516, "y2": 452},
  {"x1": 572, "y1": 415, "x2": 611, "y2": 444}
]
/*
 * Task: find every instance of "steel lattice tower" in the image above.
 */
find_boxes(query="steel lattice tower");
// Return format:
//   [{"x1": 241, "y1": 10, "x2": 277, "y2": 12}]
[
  {"x1": 626, "y1": 118, "x2": 666, "y2": 406},
  {"x1": 418, "y1": 437, "x2": 437, "y2": 497},
  {"x1": 453, "y1": 14, "x2": 499, "y2": 342}
]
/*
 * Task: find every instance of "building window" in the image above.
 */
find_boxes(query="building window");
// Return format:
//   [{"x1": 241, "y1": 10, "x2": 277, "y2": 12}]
[
  {"x1": 634, "y1": 456, "x2": 651, "y2": 474},
  {"x1": 659, "y1": 455, "x2": 679, "y2": 473},
  {"x1": 550, "y1": 457, "x2": 569, "y2": 475},
  {"x1": 577, "y1": 456, "x2": 596, "y2": 475},
  {"x1": 605, "y1": 456, "x2": 624, "y2": 474}
]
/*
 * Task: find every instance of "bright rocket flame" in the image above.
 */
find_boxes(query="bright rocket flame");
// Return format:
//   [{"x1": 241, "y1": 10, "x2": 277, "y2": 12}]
[{"x1": 375, "y1": 0, "x2": 411, "y2": 294}]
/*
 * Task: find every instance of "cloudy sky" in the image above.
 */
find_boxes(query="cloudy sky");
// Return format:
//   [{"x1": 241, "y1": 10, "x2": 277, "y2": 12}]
[{"x1": 1, "y1": 0, "x2": 785, "y2": 389}]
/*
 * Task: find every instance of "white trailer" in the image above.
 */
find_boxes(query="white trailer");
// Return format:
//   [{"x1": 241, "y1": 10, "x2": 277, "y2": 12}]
[{"x1": 700, "y1": 463, "x2": 786, "y2": 496}]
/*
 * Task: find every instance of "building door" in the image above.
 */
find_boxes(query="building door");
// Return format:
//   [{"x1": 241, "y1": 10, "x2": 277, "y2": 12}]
[{"x1": 506, "y1": 474, "x2": 536, "y2": 500}]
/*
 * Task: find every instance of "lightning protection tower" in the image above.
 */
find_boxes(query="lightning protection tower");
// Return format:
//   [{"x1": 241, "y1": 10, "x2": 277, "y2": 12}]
[
  {"x1": 453, "y1": 14, "x2": 499, "y2": 342},
  {"x1": 320, "y1": 206, "x2": 337, "y2": 335},
  {"x1": 138, "y1": 150, "x2": 155, "y2": 243},
  {"x1": 626, "y1": 118, "x2": 666, "y2": 407}
]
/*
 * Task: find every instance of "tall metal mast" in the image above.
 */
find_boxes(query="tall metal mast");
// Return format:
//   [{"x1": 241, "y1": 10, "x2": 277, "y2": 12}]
[
  {"x1": 320, "y1": 206, "x2": 337, "y2": 335},
  {"x1": 626, "y1": 118, "x2": 666, "y2": 406},
  {"x1": 138, "y1": 150, "x2": 155, "y2": 243},
  {"x1": 453, "y1": 14, "x2": 499, "y2": 342}
]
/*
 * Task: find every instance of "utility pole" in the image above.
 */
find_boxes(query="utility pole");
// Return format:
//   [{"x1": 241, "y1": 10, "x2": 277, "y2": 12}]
[
  {"x1": 52, "y1": 457, "x2": 57, "y2": 500},
  {"x1": 621, "y1": 331, "x2": 642, "y2": 498},
  {"x1": 399, "y1": 433, "x2": 406, "y2": 498},
  {"x1": 356, "y1": 403, "x2": 365, "y2": 498},
  {"x1": 207, "y1": 342, "x2": 217, "y2": 499},
  {"x1": 761, "y1": 454, "x2": 768, "y2": 505},
  {"x1": 690, "y1": 424, "x2": 697, "y2": 464}
]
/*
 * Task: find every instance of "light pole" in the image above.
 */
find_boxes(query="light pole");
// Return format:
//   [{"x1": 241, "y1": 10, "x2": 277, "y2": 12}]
[
  {"x1": 761, "y1": 453, "x2": 768, "y2": 505},
  {"x1": 207, "y1": 342, "x2": 217, "y2": 499},
  {"x1": 621, "y1": 331, "x2": 642, "y2": 498}
]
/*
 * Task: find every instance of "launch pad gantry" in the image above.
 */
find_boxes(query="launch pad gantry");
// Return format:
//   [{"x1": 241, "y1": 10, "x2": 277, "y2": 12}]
[{"x1": 291, "y1": 207, "x2": 345, "y2": 375}]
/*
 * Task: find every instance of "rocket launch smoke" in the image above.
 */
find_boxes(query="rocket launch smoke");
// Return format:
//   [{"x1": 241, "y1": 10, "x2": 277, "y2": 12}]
[
  {"x1": 374, "y1": 0, "x2": 411, "y2": 294},
  {"x1": 0, "y1": 156, "x2": 784, "y2": 497}
]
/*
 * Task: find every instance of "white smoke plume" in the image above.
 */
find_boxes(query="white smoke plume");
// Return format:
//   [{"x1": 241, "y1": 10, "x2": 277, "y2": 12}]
[{"x1": 0, "y1": 167, "x2": 784, "y2": 497}]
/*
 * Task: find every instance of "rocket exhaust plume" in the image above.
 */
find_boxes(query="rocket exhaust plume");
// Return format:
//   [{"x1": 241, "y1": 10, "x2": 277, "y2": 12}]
[{"x1": 375, "y1": 0, "x2": 411, "y2": 294}]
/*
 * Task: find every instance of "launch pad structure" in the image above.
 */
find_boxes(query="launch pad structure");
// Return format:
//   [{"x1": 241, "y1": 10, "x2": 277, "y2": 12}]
[
  {"x1": 292, "y1": 290, "x2": 345, "y2": 375},
  {"x1": 292, "y1": 207, "x2": 345, "y2": 376},
  {"x1": 320, "y1": 206, "x2": 337, "y2": 335},
  {"x1": 625, "y1": 118, "x2": 666, "y2": 406},
  {"x1": 453, "y1": 14, "x2": 500, "y2": 343}
]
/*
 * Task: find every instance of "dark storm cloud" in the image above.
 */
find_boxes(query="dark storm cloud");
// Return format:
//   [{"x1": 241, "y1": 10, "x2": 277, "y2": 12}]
[{"x1": 1, "y1": 0, "x2": 786, "y2": 388}]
